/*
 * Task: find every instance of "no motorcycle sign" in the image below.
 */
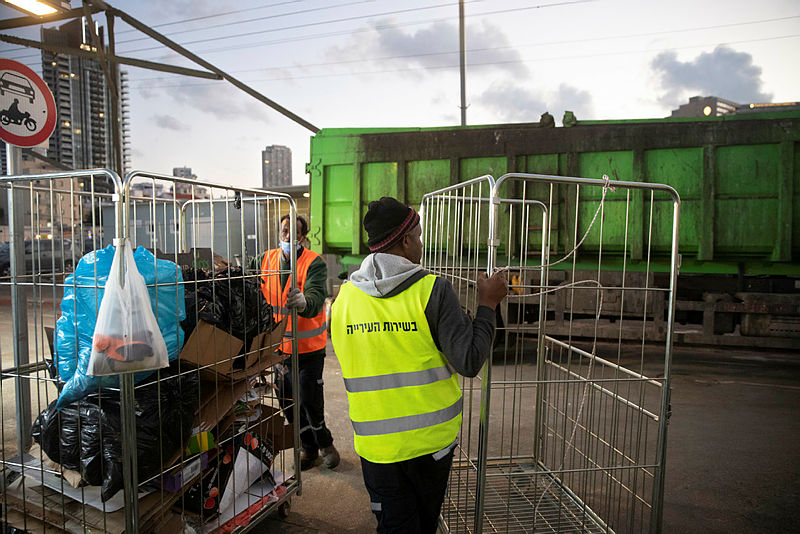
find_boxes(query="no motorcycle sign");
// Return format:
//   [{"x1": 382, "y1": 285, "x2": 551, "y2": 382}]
[{"x1": 0, "y1": 58, "x2": 57, "y2": 148}]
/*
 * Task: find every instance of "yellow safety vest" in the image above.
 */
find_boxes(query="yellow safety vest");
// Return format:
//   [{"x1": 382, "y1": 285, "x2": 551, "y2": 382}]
[{"x1": 331, "y1": 274, "x2": 462, "y2": 463}]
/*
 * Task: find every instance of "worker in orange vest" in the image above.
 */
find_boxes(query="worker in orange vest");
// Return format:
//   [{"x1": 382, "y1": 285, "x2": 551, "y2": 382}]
[{"x1": 260, "y1": 214, "x2": 339, "y2": 470}]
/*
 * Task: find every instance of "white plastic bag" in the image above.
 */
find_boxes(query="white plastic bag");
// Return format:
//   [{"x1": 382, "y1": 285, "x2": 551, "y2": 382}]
[{"x1": 88, "y1": 239, "x2": 169, "y2": 376}]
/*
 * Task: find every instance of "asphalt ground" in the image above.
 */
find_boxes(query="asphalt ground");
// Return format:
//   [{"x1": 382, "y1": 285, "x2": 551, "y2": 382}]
[{"x1": 252, "y1": 342, "x2": 800, "y2": 533}]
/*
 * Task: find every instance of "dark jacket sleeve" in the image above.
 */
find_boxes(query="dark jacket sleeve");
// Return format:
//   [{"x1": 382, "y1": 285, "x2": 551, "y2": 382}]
[
  {"x1": 248, "y1": 252, "x2": 265, "y2": 272},
  {"x1": 425, "y1": 276, "x2": 496, "y2": 378},
  {"x1": 298, "y1": 254, "x2": 328, "y2": 319}
]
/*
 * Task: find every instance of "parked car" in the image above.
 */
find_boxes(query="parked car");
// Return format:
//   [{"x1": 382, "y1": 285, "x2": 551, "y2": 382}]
[
  {"x1": 0, "y1": 242, "x2": 9, "y2": 277},
  {"x1": 0, "y1": 239, "x2": 77, "y2": 276}
]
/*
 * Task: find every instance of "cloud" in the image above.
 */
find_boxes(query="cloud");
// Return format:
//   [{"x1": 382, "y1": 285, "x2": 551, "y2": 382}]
[
  {"x1": 326, "y1": 18, "x2": 527, "y2": 78},
  {"x1": 138, "y1": 86, "x2": 156, "y2": 100},
  {"x1": 139, "y1": 0, "x2": 218, "y2": 19},
  {"x1": 153, "y1": 114, "x2": 188, "y2": 131},
  {"x1": 477, "y1": 82, "x2": 593, "y2": 123},
  {"x1": 651, "y1": 45, "x2": 772, "y2": 106},
  {"x1": 163, "y1": 82, "x2": 272, "y2": 123}
]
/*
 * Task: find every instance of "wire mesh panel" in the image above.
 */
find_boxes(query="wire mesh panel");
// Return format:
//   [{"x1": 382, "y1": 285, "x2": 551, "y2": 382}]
[
  {"x1": 426, "y1": 173, "x2": 679, "y2": 534},
  {"x1": 1, "y1": 169, "x2": 301, "y2": 532},
  {"x1": 420, "y1": 175, "x2": 497, "y2": 533},
  {"x1": 0, "y1": 169, "x2": 129, "y2": 532}
]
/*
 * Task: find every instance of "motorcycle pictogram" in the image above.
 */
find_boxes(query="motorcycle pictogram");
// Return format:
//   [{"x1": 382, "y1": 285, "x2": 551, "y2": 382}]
[{"x1": 0, "y1": 98, "x2": 37, "y2": 131}]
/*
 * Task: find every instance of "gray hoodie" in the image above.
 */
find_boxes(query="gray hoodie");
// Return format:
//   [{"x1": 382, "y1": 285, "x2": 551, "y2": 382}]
[{"x1": 348, "y1": 253, "x2": 496, "y2": 377}]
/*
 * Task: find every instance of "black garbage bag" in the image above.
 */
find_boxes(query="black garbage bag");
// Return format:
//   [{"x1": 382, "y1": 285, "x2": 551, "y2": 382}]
[
  {"x1": 31, "y1": 359, "x2": 198, "y2": 502},
  {"x1": 181, "y1": 265, "x2": 273, "y2": 347},
  {"x1": 181, "y1": 265, "x2": 217, "y2": 338}
]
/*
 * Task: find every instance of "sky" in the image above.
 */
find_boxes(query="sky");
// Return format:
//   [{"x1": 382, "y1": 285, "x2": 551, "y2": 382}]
[{"x1": 1, "y1": 0, "x2": 798, "y2": 189}]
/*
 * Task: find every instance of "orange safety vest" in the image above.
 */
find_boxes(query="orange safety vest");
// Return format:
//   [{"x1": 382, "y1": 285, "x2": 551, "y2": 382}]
[{"x1": 261, "y1": 248, "x2": 327, "y2": 354}]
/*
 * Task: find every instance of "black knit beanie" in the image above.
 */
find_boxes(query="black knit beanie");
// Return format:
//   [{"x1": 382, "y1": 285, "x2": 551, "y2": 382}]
[{"x1": 364, "y1": 197, "x2": 420, "y2": 253}]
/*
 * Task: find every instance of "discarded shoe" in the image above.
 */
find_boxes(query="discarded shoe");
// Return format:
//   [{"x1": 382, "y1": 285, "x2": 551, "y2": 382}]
[
  {"x1": 321, "y1": 445, "x2": 340, "y2": 469},
  {"x1": 299, "y1": 449, "x2": 318, "y2": 471}
]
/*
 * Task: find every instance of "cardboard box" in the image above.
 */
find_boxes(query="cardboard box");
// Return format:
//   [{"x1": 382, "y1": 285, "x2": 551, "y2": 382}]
[
  {"x1": 195, "y1": 379, "x2": 250, "y2": 433},
  {"x1": 180, "y1": 316, "x2": 288, "y2": 381},
  {"x1": 3, "y1": 472, "x2": 189, "y2": 534},
  {"x1": 159, "y1": 452, "x2": 209, "y2": 493},
  {"x1": 250, "y1": 404, "x2": 295, "y2": 452}
]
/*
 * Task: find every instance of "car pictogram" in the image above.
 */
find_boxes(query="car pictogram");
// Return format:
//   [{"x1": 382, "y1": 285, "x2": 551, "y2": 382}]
[{"x1": 0, "y1": 72, "x2": 36, "y2": 104}]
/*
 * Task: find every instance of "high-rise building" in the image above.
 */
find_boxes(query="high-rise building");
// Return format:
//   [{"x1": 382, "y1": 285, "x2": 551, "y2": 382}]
[
  {"x1": 0, "y1": 143, "x2": 7, "y2": 176},
  {"x1": 120, "y1": 71, "x2": 131, "y2": 174},
  {"x1": 173, "y1": 166, "x2": 194, "y2": 180},
  {"x1": 262, "y1": 145, "x2": 292, "y2": 188},
  {"x1": 40, "y1": 18, "x2": 130, "y2": 187},
  {"x1": 171, "y1": 166, "x2": 209, "y2": 200}
]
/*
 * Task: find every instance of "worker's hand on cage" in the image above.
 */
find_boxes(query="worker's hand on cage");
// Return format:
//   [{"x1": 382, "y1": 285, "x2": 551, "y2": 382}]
[
  {"x1": 477, "y1": 270, "x2": 508, "y2": 309},
  {"x1": 286, "y1": 287, "x2": 307, "y2": 312}
]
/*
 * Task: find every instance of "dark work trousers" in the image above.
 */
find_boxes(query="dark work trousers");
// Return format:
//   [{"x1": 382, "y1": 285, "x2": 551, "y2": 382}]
[
  {"x1": 276, "y1": 348, "x2": 334, "y2": 454},
  {"x1": 360, "y1": 447, "x2": 455, "y2": 534}
]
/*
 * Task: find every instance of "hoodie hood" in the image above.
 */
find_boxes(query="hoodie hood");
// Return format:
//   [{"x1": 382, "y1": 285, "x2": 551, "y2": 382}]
[{"x1": 349, "y1": 253, "x2": 423, "y2": 297}]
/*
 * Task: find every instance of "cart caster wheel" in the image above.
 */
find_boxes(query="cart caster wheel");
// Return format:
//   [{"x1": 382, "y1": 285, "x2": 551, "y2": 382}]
[{"x1": 278, "y1": 499, "x2": 291, "y2": 519}]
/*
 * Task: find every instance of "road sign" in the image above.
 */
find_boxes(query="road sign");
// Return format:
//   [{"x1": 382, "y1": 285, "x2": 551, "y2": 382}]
[{"x1": 0, "y1": 58, "x2": 57, "y2": 148}]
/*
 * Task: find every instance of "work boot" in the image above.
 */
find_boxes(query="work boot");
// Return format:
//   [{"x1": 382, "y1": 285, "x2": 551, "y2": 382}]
[
  {"x1": 299, "y1": 449, "x2": 318, "y2": 471},
  {"x1": 321, "y1": 445, "x2": 340, "y2": 469}
]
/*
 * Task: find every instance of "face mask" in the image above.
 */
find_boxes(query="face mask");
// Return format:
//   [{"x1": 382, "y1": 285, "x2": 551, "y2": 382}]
[{"x1": 280, "y1": 241, "x2": 300, "y2": 255}]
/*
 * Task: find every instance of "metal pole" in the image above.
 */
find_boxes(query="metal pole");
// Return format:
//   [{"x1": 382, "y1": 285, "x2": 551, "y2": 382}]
[
  {"x1": 120, "y1": 373, "x2": 139, "y2": 533},
  {"x1": 81, "y1": 2, "x2": 121, "y2": 175},
  {"x1": 650, "y1": 198, "x2": 681, "y2": 533},
  {"x1": 5, "y1": 144, "x2": 32, "y2": 455},
  {"x1": 473, "y1": 192, "x2": 500, "y2": 533},
  {"x1": 532, "y1": 206, "x2": 550, "y2": 461},
  {"x1": 118, "y1": 266, "x2": 139, "y2": 533},
  {"x1": 0, "y1": 34, "x2": 222, "y2": 80},
  {"x1": 115, "y1": 172, "x2": 138, "y2": 530},
  {"x1": 289, "y1": 203, "x2": 302, "y2": 492},
  {"x1": 106, "y1": 11, "x2": 123, "y2": 175},
  {"x1": 458, "y1": 0, "x2": 467, "y2": 126}
]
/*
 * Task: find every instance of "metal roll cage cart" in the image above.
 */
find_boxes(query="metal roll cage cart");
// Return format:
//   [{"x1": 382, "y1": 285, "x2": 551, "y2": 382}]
[
  {"x1": 421, "y1": 173, "x2": 680, "y2": 533},
  {"x1": 1, "y1": 168, "x2": 303, "y2": 532},
  {"x1": 2, "y1": 2, "x2": 319, "y2": 529}
]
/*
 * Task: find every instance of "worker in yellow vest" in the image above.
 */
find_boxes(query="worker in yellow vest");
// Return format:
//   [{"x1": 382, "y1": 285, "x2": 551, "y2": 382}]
[
  {"x1": 260, "y1": 214, "x2": 339, "y2": 470},
  {"x1": 331, "y1": 197, "x2": 507, "y2": 533}
]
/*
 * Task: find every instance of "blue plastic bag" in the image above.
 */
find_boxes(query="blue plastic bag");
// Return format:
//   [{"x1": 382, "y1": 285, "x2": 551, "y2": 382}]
[{"x1": 55, "y1": 245, "x2": 185, "y2": 408}]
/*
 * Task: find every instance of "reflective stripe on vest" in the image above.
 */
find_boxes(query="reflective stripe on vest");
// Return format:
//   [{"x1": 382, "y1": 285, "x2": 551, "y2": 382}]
[
  {"x1": 331, "y1": 274, "x2": 462, "y2": 463},
  {"x1": 282, "y1": 323, "x2": 327, "y2": 339},
  {"x1": 351, "y1": 397, "x2": 462, "y2": 436},
  {"x1": 272, "y1": 305, "x2": 290, "y2": 316},
  {"x1": 343, "y1": 365, "x2": 454, "y2": 393},
  {"x1": 261, "y1": 248, "x2": 327, "y2": 353}
]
